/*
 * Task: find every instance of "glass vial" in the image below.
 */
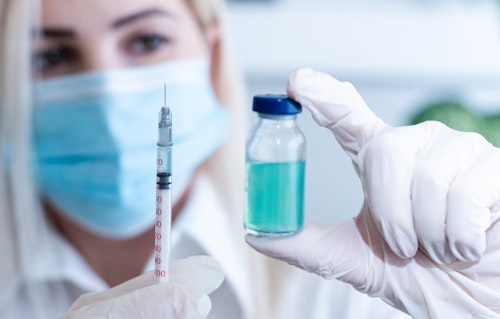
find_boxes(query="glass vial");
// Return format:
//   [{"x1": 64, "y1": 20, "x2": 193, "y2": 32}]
[{"x1": 244, "y1": 94, "x2": 306, "y2": 236}]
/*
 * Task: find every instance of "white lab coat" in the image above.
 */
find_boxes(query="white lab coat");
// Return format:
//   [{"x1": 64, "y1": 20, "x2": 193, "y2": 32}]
[{"x1": 0, "y1": 174, "x2": 411, "y2": 319}]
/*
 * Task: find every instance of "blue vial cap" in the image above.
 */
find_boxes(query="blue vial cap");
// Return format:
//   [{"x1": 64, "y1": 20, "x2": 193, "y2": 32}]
[{"x1": 252, "y1": 94, "x2": 302, "y2": 115}]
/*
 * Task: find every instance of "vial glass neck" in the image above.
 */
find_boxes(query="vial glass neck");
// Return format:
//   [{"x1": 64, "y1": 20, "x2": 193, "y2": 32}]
[{"x1": 257, "y1": 113, "x2": 297, "y2": 120}]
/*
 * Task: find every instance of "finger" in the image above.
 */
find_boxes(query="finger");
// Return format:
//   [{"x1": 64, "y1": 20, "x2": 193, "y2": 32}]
[
  {"x1": 287, "y1": 68, "x2": 388, "y2": 162},
  {"x1": 446, "y1": 135, "x2": 500, "y2": 262},
  {"x1": 411, "y1": 159, "x2": 455, "y2": 264},
  {"x1": 68, "y1": 271, "x2": 155, "y2": 311},
  {"x1": 131, "y1": 284, "x2": 211, "y2": 319},
  {"x1": 410, "y1": 124, "x2": 468, "y2": 264},
  {"x1": 359, "y1": 124, "x2": 435, "y2": 258},
  {"x1": 66, "y1": 284, "x2": 211, "y2": 319},
  {"x1": 454, "y1": 217, "x2": 500, "y2": 278},
  {"x1": 69, "y1": 256, "x2": 223, "y2": 310},
  {"x1": 245, "y1": 222, "x2": 368, "y2": 288}
]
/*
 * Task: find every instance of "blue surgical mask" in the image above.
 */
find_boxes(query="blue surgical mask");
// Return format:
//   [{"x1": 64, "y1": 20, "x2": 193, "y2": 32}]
[{"x1": 32, "y1": 58, "x2": 230, "y2": 238}]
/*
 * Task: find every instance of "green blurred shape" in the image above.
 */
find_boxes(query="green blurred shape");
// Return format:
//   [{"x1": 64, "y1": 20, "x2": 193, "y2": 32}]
[{"x1": 409, "y1": 101, "x2": 500, "y2": 147}]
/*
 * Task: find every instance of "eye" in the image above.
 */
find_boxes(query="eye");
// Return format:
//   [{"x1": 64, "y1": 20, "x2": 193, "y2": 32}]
[
  {"x1": 128, "y1": 34, "x2": 169, "y2": 55},
  {"x1": 32, "y1": 46, "x2": 77, "y2": 75}
]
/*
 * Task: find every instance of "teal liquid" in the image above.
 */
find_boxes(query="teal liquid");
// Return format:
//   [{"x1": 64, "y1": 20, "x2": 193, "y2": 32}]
[{"x1": 244, "y1": 161, "x2": 305, "y2": 236}]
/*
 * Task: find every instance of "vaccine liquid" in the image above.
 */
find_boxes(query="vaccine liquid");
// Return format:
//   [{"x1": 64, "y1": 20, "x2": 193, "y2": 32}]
[{"x1": 244, "y1": 161, "x2": 305, "y2": 236}]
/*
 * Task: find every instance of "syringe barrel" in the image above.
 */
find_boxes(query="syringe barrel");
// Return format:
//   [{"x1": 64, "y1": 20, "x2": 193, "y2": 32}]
[{"x1": 155, "y1": 106, "x2": 172, "y2": 284}]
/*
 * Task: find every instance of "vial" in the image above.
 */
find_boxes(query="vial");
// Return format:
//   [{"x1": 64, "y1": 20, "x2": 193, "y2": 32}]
[{"x1": 244, "y1": 94, "x2": 306, "y2": 236}]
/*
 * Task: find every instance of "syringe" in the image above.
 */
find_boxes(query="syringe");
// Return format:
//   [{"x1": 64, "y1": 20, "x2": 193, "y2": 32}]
[{"x1": 155, "y1": 106, "x2": 172, "y2": 283}]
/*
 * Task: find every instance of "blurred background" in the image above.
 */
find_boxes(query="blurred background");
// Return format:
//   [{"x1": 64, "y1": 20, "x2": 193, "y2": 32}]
[{"x1": 226, "y1": 0, "x2": 500, "y2": 222}]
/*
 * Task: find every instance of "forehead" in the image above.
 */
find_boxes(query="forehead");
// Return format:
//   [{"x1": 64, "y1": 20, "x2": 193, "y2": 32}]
[{"x1": 40, "y1": 0, "x2": 193, "y2": 26}]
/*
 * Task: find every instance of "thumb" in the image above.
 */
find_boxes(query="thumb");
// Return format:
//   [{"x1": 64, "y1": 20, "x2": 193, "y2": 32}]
[
  {"x1": 169, "y1": 255, "x2": 225, "y2": 294},
  {"x1": 287, "y1": 68, "x2": 388, "y2": 162},
  {"x1": 245, "y1": 222, "x2": 367, "y2": 288}
]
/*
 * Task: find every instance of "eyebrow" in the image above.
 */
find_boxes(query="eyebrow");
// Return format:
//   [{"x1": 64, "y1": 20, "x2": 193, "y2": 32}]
[
  {"x1": 34, "y1": 28, "x2": 75, "y2": 39},
  {"x1": 32, "y1": 8, "x2": 172, "y2": 39},
  {"x1": 112, "y1": 8, "x2": 173, "y2": 29}
]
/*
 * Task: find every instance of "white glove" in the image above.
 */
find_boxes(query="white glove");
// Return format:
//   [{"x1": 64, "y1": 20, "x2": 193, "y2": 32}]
[
  {"x1": 246, "y1": 68, "x2": 500, "y2": 318},
  {"x1": 61, "y1": 255, "x2": 224, "y2": 319}
]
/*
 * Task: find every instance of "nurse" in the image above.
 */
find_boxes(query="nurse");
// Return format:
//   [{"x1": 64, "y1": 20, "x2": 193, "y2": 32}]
[
  {"x1": 1, "y1": 0, "x2": 243, "y2": 317},
  {"x1": 1, "y1": 0, "x2": 497, "y2": 318}
]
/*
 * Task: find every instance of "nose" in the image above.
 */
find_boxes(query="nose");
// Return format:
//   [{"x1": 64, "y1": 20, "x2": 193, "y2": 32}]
[{"x1": 80, "y1": 43, "x2": 123, "y2": 72}]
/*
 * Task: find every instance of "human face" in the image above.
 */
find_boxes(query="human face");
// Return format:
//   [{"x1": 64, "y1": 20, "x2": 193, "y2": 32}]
[{"x1": 32, "y1": 0, "x2": 213, "y2": 78}]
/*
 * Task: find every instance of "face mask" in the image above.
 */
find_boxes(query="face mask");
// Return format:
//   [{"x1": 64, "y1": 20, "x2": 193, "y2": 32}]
[{"x1": 32, "y1": 58, "x2": 230, "y2": 238}]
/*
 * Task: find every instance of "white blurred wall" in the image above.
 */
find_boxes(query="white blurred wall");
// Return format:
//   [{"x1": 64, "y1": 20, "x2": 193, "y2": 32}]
[{"x1": 227, "y1": 0, "x2": 500, "y2": 222}]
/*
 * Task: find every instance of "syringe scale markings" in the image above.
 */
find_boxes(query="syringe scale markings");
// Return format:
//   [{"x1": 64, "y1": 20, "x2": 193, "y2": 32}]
[{"x1": 155, "y1": 106, "x2": 172, "y2": 283}]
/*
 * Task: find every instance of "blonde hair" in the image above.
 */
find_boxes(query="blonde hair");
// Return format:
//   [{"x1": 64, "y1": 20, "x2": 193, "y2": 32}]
[
  {"x1": 187, "y1": 0, "x2": 248, "y2": 225},
  {"x1": 0, "y1": 0, "x2": 58, "y2": 316}
]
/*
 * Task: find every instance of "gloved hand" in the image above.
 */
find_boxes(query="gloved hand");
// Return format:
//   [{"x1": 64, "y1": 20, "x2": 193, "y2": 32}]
[
  {"x1": 61, "y1": 255, "x2": 224, "y2": 319},
  {"x1": 246, "y1": 68, "x2": 500, "y2": 318}
]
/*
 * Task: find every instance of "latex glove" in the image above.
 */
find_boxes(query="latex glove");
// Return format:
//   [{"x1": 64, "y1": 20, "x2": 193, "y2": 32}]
[
  {"x1": 246, "y1": 68, "x2": 500, "y2": 318},
  {"x1": 61, "y1": 255, "x2": 224, "y2": 319}
]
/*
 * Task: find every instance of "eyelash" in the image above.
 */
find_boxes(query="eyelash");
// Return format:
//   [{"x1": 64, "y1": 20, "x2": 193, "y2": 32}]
[
  {"x1": 32, "y1": 32, "x2": 172, "y2": 77},
  {"x1": 32, "y1": 46, "x2": 77, "y2": 74},
  {"x1": 126, "y1": 33, "x2": 171, "y2": 55}
]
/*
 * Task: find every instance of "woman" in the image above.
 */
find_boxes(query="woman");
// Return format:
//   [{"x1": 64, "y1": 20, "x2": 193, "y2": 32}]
[
  {"x1": 0, "y1": 0, "x2": 414, "y2": 318},
  {"x1": 1, "y1": 0, "x2": 247, "y2": 317}
]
